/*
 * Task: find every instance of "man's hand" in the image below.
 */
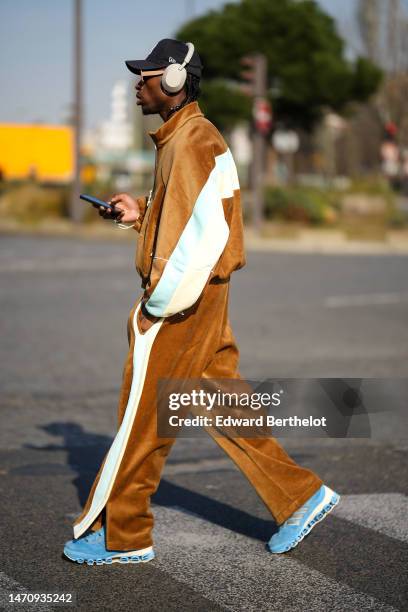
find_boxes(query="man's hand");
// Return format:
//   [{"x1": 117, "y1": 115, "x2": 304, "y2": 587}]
[
  {"x1": 93, "y1": 193, "x2": 141, "y2": 223},
  {"x1": 137, "y1": 301, "x2": 160, "y2": 335}
]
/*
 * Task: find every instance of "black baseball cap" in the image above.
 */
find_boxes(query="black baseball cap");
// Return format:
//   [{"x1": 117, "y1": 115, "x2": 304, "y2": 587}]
[{"x1": 125, "y1": 38, "x2": 203, "y2": 78}]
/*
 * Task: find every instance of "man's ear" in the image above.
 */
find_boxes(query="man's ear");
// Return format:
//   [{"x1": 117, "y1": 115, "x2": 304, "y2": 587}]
[{"x1": 159, "y1": 81, "x2": 169, "y2": 96}]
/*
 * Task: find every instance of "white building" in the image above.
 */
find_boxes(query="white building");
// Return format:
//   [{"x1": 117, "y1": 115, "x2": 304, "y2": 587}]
[{"x1": 97, "y1": 81, "x2": 133, "y2": 152}]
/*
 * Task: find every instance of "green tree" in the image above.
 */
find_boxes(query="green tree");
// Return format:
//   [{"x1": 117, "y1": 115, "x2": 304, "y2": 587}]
[{"x1": 176, "y1": 0, "x2": 383, "y2": 131}]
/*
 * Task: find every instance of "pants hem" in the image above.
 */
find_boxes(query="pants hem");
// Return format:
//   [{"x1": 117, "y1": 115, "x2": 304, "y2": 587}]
[
  {"x1": 105, "y1": 539, "x2": 153, "y2": 552},
  {"x1": 274, "y1": 478, "x2": 324, "y2": 525}
]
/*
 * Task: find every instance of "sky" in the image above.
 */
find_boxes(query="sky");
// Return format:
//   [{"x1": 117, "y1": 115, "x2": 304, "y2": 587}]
[{"x1": 0, "y1": 0, "x2": 359, "y2": 131}]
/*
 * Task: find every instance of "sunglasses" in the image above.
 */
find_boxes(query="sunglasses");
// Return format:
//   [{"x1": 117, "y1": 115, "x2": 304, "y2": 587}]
[{"x1": 140, "y1": 69, "x2": 165, "y2": 81}]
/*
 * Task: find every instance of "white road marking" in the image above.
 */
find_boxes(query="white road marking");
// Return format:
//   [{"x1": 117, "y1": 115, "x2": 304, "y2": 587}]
[
  {"x1": 152, "y1": 501, "x2": 398, "y2": 612},
  {"x1": 0, "y1": 256, "x2": 130, "y2": 273},
  {"x1": 0, "y1": 571, "x2": 53, "y2": 611},
  {"x1": 1, "y1": 493, "x2": 404, "y2": 610},
  {"x1": 334, "y1": 493, "x2": 408, "y2": 543},
  {"x1": 326, "y1": 292, "x2": 408, "y2": 308}
]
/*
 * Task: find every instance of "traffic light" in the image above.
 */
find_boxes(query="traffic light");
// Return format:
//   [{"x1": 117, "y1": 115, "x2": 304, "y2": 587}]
[
  {"x1": 239, "y1": 54, "x2": 267, "y2": 98},
  {"x1": 239, "y1": 55, "x2": 257, "y2": 97}
]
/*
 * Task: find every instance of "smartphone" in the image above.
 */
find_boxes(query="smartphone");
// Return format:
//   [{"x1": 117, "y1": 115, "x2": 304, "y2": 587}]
[{"x1": 80, "y1": 193, "x2": 114, "y2": 211}]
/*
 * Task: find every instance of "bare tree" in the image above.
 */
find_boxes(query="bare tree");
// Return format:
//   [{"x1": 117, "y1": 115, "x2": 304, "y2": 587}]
[
  {"x1": 358, "y1": 0, "x2": 381, "y2": 64},
  {"x1": 358, "y1": 0, "x2": 408, "y2": 147},
  {"x1": 358, "y1": 0, "x2": 408, "y2": 73}
]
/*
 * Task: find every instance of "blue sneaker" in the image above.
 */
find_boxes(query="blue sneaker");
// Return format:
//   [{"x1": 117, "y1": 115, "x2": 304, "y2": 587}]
[
  {"x1": 268, "y1": 485, "x2": 340, "y2": 554},
  {"x1": 63, "y1": 527, "x2": 155, "y2": 565}
]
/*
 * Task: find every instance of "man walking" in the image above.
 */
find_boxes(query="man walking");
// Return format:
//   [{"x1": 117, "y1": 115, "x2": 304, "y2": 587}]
[{"x1": 63, "y1": 39, "x2": 339, "y2": 566}]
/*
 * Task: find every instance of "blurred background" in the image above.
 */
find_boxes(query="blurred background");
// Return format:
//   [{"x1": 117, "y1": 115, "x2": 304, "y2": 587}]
[{"x1": 1, "y1": 0, "x2": 408, "y2": 237}]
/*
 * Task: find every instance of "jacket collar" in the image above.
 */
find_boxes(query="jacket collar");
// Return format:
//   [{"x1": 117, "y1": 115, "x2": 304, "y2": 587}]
[{"x1": 149, "y1": 101, "x2": 204, "y2": 148}]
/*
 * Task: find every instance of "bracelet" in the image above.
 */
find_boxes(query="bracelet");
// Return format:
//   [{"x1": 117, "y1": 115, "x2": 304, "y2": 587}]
[{"x1": 113, "y1": 219, "x2": 136, "y2": 230}]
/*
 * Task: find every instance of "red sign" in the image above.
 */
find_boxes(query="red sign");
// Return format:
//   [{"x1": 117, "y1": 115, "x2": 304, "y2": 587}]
[{"x1": 253, "y1": 98, "x2": 272, "y2": 135}]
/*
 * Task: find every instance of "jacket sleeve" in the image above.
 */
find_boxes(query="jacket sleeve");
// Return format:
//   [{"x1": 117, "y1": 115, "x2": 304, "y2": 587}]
[
  {"x1": 143, "y1": 139, "x2": 231, "y2": 318},
  {"x1": 132, "y1": 195, "x2": 149, "y2": 233}
]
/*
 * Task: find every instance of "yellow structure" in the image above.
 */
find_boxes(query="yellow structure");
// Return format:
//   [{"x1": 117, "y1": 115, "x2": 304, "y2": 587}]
[{"x1": 0, "y1": 124, "x2": 73, "y2": 183}]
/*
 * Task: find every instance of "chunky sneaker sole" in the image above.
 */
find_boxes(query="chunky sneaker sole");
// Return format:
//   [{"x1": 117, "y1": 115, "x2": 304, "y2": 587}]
[
  {"x1": 63, "y1": 546, "x2": 155, "y2": 566},
  {"x1": 268, "y1": 485, "x2": 340, "y2": 554},
  {"x1": 63, "y1": 526, "x2": 155, "y2": 565}
]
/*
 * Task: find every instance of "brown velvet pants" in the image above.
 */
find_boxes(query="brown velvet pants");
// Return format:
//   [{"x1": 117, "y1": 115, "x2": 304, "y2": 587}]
[{"x1": 73, "y1": 280, "x2": 323, "y2": 550}]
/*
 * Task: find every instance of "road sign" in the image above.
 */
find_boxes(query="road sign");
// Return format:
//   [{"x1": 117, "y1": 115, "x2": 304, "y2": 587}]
[
  {"x1": 253, "y1": 98, "x2": 272, "y2": 135},
  {"x1": 272, "y1": 130, "x2": 299, "y2": 154}
]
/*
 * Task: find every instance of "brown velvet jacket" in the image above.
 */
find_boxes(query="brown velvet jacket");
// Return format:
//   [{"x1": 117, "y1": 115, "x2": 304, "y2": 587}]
[{"x1": 133, "y1": 101, "x2": 246, "y2": 318}]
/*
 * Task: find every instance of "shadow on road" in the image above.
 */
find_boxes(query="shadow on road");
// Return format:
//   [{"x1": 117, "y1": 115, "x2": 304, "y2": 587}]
[
  {"x1": 21, "y1": 422, "x2": 408, "y2": 609},
  {"x1": 25, "y1": 421, "x2": 277, "y2": 542}
]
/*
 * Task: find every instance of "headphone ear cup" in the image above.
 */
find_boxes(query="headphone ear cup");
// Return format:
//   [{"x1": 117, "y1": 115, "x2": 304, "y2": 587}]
[{"x1": 161, "y1": 64, "x2": 187, "y2": 94}]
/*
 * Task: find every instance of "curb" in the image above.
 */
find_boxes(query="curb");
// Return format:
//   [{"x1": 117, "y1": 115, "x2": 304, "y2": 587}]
[{"x1": 1, "y1": 222, "x2": 408, "y2": 255}]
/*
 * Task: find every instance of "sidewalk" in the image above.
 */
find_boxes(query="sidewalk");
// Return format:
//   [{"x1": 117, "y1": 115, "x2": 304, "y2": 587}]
[
  {"x1": 245, "y1": 227, "x2": 408, "y2": 255},
  {"x1": 1, "y1": 219, "x2": 408, "y2": 255}
]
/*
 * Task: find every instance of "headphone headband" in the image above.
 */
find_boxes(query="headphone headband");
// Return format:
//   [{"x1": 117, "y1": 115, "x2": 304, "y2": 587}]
[{"x1": 180, "y1": 42, "x2": 194, "y2": 70}]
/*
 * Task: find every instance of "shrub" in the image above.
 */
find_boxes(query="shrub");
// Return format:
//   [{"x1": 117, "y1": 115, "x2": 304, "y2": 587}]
[
  {"x1": 388, "y1": 208, "x2": 408, "y2": 228},
  {"x1": 263, "y1": 186, "x2": 336, "y2": 225},
  {"x1": 0, "y1": 182, "x2": 68, "y2": 224}
]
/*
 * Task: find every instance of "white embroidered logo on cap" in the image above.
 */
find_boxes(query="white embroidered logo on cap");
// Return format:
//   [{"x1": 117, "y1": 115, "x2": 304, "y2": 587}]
[{"x1": 168, "y1": 56, "x2": 177, "y2": 63}]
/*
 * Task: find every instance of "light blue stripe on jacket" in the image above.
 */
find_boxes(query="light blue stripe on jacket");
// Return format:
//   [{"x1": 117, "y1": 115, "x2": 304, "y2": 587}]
[{"x1": 145, "y1": 149, "x2": 237, "y2": 318}]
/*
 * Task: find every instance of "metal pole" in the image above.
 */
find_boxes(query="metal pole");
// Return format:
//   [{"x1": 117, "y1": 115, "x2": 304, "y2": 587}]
[
  {"x1": 251, "y1": 53, "x2": 267, "y2": 233},
  {"x1": 71, "y1": 0, "x2": 82, "y2": 223}
]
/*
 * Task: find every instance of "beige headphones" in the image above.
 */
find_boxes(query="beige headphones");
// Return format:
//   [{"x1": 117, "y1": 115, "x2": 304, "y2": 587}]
[{"x1": 161, "y1": 42, "x2": 195, "y2": 94}]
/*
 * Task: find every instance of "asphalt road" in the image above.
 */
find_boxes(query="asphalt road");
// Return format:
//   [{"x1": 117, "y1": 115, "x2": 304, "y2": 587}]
[{"x1": 0, "y1": 235, "x2": 407, "y2": 611}]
